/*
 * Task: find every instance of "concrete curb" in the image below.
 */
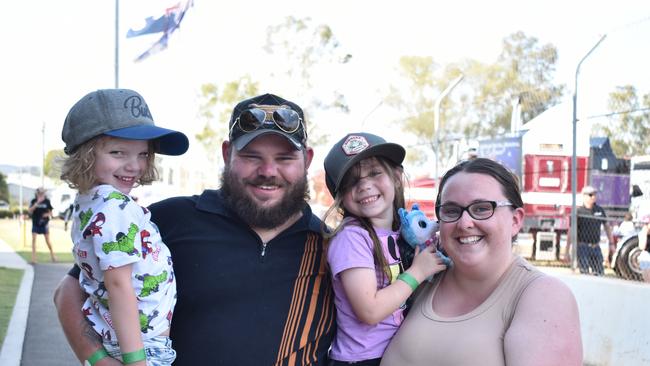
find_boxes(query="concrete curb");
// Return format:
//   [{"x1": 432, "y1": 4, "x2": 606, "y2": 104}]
[{"x1": 0, "y1": 238, "x2": 33, "y2": 366}]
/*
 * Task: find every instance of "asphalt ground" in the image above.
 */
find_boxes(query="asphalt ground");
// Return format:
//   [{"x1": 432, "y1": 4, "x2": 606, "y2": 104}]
[
  {"x1": 21, "y1": 263, "x2": 78, "y2": 366},
  {"x1": 0, "y1": 238, "x2": 78, "y2": 365}
]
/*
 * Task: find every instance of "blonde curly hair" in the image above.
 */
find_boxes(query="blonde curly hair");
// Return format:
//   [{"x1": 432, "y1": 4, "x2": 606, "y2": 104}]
[{"x1": 60, "y1": 135, "x2": 158, "y2": 193}]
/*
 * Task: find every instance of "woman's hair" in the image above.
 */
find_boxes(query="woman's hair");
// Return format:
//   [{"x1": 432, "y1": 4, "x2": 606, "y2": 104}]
[
  {"x1": 60, "y1": 135, "x2": 158, "y2": 193},
  {"x1": 436, "y1": 158, "x2": 523, "y2": 208},
  {"x1": 436, "y1": 158, "x2": 523, "y2": 241},
  {"x1": 322, "y1": 156, "x2": 405, "y2": 281}
]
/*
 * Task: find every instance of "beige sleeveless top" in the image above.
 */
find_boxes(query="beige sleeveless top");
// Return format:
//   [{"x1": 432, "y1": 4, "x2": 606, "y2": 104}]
[{"x1": 381, "y1": 256, "x2": 543, "y2": 366}]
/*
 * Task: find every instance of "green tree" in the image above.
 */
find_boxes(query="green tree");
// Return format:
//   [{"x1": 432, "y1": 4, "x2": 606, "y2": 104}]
[
  {"x1": 385, "y1": 56, "x2": 445, "y2": 166},
  {"x1": 482, "y1": 31, "x2": 564, "y2": 133},
  {"x1": 388, "y1": 32, "x2": 564, "y2": 169},
  {"x1": 0, "y1": 173, "x2": 8, "y2": 203},
  {"x1": 195, "y1": 17, "x2": 351, "y2": 155},
  {"x1": 195, "y1": 76, "x2": 259, "y2": 162},
  {"x1": 264, "y1": 16, "x2": 351, "y2": 147},
  {"x1": 595, "y1": 85, "x2": 650, "y2": 157},
  {"x1": 44, "y1": 149, "x2": 66, "y2": 180}
]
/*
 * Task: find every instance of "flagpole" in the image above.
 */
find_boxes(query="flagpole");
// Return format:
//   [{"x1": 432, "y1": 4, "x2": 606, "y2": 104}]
[{"x1": 115, "y1": 0, "x2": 119, "y2": 88}]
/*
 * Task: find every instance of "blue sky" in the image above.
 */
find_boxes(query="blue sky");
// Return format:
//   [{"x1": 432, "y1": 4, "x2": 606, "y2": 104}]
[{"x1": 2, "y1": 0, "x2": 649, "y2": 169}]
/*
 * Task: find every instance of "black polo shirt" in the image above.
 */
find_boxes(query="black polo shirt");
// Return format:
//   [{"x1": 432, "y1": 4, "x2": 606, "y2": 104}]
[
  {"x1": 576, "y1": 203, "x2": 607, "y2": 244},
  {"x1": 149, "y1": 189, "x2": 335, "y2": 365}
]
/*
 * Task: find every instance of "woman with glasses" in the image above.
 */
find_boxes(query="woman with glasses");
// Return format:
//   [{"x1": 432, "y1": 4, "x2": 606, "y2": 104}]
[{"x1": 381, "y1": 158, "x2": 583, "y2": 366}]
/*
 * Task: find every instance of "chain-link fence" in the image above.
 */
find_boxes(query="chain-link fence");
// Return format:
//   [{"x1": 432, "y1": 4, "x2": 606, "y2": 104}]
[
  {"x1": 516, "y1": 214, "x2": 649, "y2": 282},
  {"x1": 512, "y1": 114, "x2": 650, "y2": 282}
]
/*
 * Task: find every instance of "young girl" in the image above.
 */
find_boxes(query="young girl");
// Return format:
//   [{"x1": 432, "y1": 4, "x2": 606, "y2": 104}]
[
  {"x1": 60, "y1": 89, "x2": 189, "y2": 366},
  {"x1": 322, "y1": 132, "x2": 447, "y2": 366},
  {"x1": 28, "y1": 187, "x2": 57, "y2": 264}
]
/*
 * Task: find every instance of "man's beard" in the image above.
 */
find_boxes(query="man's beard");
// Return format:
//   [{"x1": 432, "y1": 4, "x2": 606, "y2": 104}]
[{"x1": 221, "y1": 166, "x2": 310, "y2": 229}]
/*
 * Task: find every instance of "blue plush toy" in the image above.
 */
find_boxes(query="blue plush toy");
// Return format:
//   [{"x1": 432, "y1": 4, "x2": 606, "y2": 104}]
[{"x1": 398, "y1": 203, "x2": 451, "y2": 266}]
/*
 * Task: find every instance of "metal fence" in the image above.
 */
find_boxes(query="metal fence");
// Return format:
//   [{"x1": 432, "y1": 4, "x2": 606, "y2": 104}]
[{"x1": 515, "y1": 212, "x2": 649, "y2": 282}]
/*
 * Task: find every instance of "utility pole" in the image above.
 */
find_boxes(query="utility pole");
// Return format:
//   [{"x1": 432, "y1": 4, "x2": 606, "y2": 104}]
[
  {"x1": 19, "y1": 166, "x2": 25, "y2": 247},
  {"x1": 115, "y1": 0, "x2": 120, "y2": 88},
  {"x1": 41, "y1": 121, "x2": 45, "y2": 187},
  {"x1": 570, "y1": 34, "x2": 606, "y2": 269},
  {"x1": 434, "y1": 74, "x2": 464, "y2": 178},
  {"x1": 360, "y1": 100, "x2": 384, "y2": 128}
]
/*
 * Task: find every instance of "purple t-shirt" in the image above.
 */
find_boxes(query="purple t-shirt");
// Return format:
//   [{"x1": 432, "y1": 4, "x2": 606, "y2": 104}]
[{"x1": 327, "y1": 219, "x2": 405, "y2": 362}]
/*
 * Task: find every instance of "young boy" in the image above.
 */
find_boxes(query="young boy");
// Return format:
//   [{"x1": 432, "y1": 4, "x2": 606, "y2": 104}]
[{"x1": 60, "y1": 88, "x2": 189, "y2": 366}]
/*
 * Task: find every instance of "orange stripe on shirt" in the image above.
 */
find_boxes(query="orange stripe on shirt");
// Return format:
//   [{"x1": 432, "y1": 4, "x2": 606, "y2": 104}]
[{"x1": 276, "y1": 233, "x2": 318, "y2": 365}]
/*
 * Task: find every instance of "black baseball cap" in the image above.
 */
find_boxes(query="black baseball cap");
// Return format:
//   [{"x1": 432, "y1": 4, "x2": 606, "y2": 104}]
[
  {"x1": 228, "y1": 93, "x2": 307, "y2": 150},
  {"x1": 324, "y1": 132, "x2": 405, "y2": 197}
]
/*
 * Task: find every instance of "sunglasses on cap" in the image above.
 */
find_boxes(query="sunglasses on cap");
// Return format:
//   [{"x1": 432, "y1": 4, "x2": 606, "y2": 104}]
[{"x1": 229, "y1": 104, "x2": 304, "y2": 139}]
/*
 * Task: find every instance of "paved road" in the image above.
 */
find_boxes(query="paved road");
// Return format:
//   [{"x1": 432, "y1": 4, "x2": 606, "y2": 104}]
[{"x1": 21, "y1": 263, "x2": 78, "y2": 366}]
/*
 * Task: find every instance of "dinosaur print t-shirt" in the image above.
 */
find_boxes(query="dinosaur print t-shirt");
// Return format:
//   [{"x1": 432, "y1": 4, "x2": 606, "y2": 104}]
[{"x1": 71, "y1": 184, "x2": 176, "y2": 342}]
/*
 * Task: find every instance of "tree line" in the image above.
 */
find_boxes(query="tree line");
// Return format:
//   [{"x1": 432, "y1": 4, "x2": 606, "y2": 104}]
[{"x1": 43, "y1": 16, "x2": 650, "y2": 179}]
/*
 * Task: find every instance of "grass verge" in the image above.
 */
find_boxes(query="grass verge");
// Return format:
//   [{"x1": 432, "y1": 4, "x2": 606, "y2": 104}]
[
  {"x1": 0, "y1": 267, "x2": 24, "y2": 348},
  {"x1": 0, "y1": 217, "x2": 73, "y2": 349},
  {"x1": 0, "y1": 218, "x2": 74, "y2": 263}
]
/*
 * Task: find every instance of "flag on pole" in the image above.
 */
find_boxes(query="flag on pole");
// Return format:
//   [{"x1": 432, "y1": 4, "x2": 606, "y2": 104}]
[{"x1": 127, "y1": 0, "x2": 194, "y2": 62}]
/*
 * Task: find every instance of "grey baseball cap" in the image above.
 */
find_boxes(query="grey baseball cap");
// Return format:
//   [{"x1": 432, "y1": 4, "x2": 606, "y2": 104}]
[
  {"x1": 324, "y1": 132, "x2": 405, "y2": 197},
  {"x1": 62, "y1": 89, "x2": 189, "y2": 155},
  {"x1": 228, "y1": 93, "x2": 307, "y2": 150}
]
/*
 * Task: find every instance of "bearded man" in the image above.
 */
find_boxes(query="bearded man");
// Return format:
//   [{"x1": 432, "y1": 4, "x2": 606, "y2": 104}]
[{"x1": 54, "y1": 94, "x2": 335, "y2": 366}]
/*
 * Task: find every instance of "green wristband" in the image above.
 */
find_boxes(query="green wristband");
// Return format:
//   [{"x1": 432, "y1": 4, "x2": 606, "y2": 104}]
[
  {"x1": 86, "y1": 348, "x2": 109, "y2": 366},
  {"x1": 397, "y1": 272, "x2": 420, "y2": 291},
  {"x1": 122, "y1": 348, "x2": 146, "y2": 364}
]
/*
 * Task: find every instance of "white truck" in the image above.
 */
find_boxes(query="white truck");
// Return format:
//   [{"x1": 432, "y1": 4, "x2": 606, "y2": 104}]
[{"x1": 614, "y1": 155, "x2": 650, "y2": 280}]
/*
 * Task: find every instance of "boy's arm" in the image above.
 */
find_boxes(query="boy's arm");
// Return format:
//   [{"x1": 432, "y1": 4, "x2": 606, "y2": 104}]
[
  {"x1": 103, "y1": 264, "x2": 146, "y2": 366},
  {"x1": 53, "y1": 274, "x2": 122, "y2": 365}
]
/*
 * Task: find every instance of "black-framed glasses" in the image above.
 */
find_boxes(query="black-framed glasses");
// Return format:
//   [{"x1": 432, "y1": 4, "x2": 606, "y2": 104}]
[
  {"x1": 230, "y1": 105, "x2": 303, "y2": 137},
  {"x1": 435, "y1": 200, "x2": 513, "y2": 223}
]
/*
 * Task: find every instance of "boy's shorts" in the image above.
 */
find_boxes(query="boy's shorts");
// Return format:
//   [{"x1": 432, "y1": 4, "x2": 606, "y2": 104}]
[{"x1": 103, "y1": 335, "x2": 176, "y2": 366}]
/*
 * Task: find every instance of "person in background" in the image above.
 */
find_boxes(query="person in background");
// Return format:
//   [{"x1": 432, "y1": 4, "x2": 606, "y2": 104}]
[
  {"x1": 615, "y1": 212, "x2": 637, "y2": 239},
  {"x1": 611, "y1": 211, "x2": 636, "y2": 265},
  {"x1": 380, "y1": 158, "x2": 582, "y2": 366},
  {"x1": 570, "y1": 185, "x2": 614, "y2": 275},
  {"x1": 28, "y1": 187, "x2": 56, "y2": 264},
  {"x1": 54, "y1": 93, "x2": 335, "y2": 365},
  {"x1": 63, "y1": 202, "x2": 74, "y2": 231},
  {"x1": 633, "y1": 192, "x2": 650, "y2": 283},
  {"x1": 639, "y1": 230, "x2": 650, "y2": 282},
  {"x1": 322, "y1": 132, "x2": 447, "y2": 366}
]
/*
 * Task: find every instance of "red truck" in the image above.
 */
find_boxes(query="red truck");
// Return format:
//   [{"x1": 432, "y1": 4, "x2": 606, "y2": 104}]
[{"x1": 478, "y1": 103, "x2": 630, "y2": 261}]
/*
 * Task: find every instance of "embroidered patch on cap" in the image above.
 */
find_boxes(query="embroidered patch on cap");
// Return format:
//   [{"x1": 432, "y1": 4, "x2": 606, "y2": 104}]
[{"x1": 341, "y1": 135, "x2": 370, "y2": 156}]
